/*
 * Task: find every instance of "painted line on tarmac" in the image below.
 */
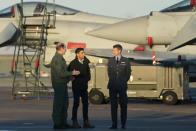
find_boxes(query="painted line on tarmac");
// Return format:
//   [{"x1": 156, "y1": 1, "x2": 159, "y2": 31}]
[
  {"x1": 0, "y1": 119, "x2": 195, "y2": 130},
  {"x1": 0, "y1": 125, "x2": 194, "y2": 130},
  {"x1": 88, "y1": 118, "x2": 196, "y2": 121},
  {"x1": 23, "y1": 123, "x2": 34, "y2": 125},
  {"x1": 0, "y1": 126, "x2": 51, "y2": 129},
  {"x1": 126, "y1": 118, "x2": 194, "y2": 122},
  {"x1": 0, "y1": 130, "x2": 16, "y2": 131}
]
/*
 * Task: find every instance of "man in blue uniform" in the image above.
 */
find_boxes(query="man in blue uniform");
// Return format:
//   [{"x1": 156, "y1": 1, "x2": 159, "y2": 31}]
[
  {"x1": 107, "y1": 44, "x2": 131, "y2": 129},
  {"x1": 68, "y1": 48, "x2": 94, "y2": 129},
  {"x1": 51, "y1": 43, "x2": 80, "y2": 129}
]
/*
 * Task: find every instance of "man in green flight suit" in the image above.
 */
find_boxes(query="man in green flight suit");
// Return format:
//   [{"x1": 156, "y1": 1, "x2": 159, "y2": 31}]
[{"x1": 51, "y1": 43, "x2": 80, "y2": 129}]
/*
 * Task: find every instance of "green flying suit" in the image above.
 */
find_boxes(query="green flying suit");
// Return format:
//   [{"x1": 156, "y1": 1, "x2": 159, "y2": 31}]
[{"x1": 51, "y1": 52, "x2": 72, "y2": 126}]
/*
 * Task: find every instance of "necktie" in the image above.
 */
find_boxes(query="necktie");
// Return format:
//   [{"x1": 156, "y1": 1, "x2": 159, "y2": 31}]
[{"x1": 117, "y1": 57, "x2": 119, "y2": 63}]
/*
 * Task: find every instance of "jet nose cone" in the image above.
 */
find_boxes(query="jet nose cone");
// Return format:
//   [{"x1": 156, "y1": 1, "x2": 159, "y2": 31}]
[{"x1": 87, "y1": 16, "x2": 148, "y2": 44}]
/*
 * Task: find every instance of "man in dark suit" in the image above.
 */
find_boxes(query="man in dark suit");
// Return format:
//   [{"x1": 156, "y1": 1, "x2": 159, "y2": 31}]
[
  {"x1": 107, "y1": 44, "x2": 131, "y2": 129},
  {"x1": 68, "y1": 48, "x2": 94, "y2": 129}
]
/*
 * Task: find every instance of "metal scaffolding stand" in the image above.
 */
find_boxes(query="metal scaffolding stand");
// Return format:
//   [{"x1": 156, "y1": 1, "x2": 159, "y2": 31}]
[{"x1": 12, "y1": 0, "x2": 56, "y2": 100}]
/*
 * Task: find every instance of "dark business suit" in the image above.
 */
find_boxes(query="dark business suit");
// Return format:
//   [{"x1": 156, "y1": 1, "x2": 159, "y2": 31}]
[
  {"x1": 68, "y1": 56, "x2": 91, "y2": 122},
  {"x1": 107, "y1": 56, "x2": 131, "y2": 127}
]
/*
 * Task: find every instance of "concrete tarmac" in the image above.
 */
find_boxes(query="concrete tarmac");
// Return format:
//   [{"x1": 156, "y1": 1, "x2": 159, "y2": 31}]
[{"x1": 1, "y1": 84, "x2": 196, "y2": 131}]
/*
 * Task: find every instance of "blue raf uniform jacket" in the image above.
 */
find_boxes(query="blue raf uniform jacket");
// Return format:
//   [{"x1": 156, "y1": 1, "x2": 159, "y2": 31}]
[{"x1": 107, "y1": 56, "x2": 131, "y2": 89}]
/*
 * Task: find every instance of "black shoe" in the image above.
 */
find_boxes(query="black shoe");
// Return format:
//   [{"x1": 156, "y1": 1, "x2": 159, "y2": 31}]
[
  {"x1": 109, "y1": 125, "x2": 117, "y2": 129},
  {"x1": 53, "y1": 125, "x2": 65, "y2": 129},
  {"x1": 72, "y1": 120, "x2": 81, "y2": 128},
  {"x1": 83, "y1": 120, "x2": 95, "y2": 128},
  {"x1": 63, "y1": 123, "x2": 73, "y2": 129},
  {"x1": 121, "y1": 125, "x2": 126, "y2": 129}
]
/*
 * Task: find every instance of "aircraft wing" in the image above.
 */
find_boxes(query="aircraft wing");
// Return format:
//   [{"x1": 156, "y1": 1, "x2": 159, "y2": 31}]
[
  {"x1": 85, "y1": 48, "x2": 196, "y2": 62},
  {"x1": 0, "y1": 22, "x2": 17, "y2": 47},
  {"x1": 168, "y1": 15, "x2": 196, "y2": 51}
]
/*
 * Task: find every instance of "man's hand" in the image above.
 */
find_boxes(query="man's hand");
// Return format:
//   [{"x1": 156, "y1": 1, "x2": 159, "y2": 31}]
[
  {"x1": 72, "y1": 70, "x2": 80, "y2": 75},
  {"x1": 71, "y1": 76, "x2": 75, "y2": 81}
]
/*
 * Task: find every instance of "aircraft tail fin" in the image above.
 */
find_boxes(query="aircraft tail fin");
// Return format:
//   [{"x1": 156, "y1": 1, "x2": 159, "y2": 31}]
[{"x1": 168, "y1": 15, "x2": 196, "y2": 51}]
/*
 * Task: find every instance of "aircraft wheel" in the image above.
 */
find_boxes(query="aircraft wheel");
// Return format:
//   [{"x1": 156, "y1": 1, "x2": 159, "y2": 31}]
[
  {"x1": 89, "y1": 89, "x2": 104, "y2": 104},
  {"x1": 104, "y1": 98, "x2": 110, "y2": 104},
  {"x1": 163, "y1": 91, "x2": 178, "y2": 105}
]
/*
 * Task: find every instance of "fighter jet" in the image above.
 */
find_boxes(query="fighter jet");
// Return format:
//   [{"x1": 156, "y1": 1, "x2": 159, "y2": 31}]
[
  {"x1": 86, "y1": 0, "x2": 196, "y2": 61},
  {"x1": 1, "y1": 1, "x2": 196, "y2": 65},
  {"x1": 0, "y1": 1, "x2": 138, "y2": 65},
  {"x1": 161, "y1": 0, "x2": 196, "y2": 12}
]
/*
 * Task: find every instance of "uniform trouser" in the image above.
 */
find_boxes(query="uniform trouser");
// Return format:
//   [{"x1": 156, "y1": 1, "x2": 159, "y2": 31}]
[
  {"x1": 72, "y1": 86, "x2": 88, "y2": 122},
  {"x1": 52, "y1": 83, "x2": 69, "y2": 126},
  {"x1": 109, "y1": 87, "x2": 128, "y2": 126}
]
